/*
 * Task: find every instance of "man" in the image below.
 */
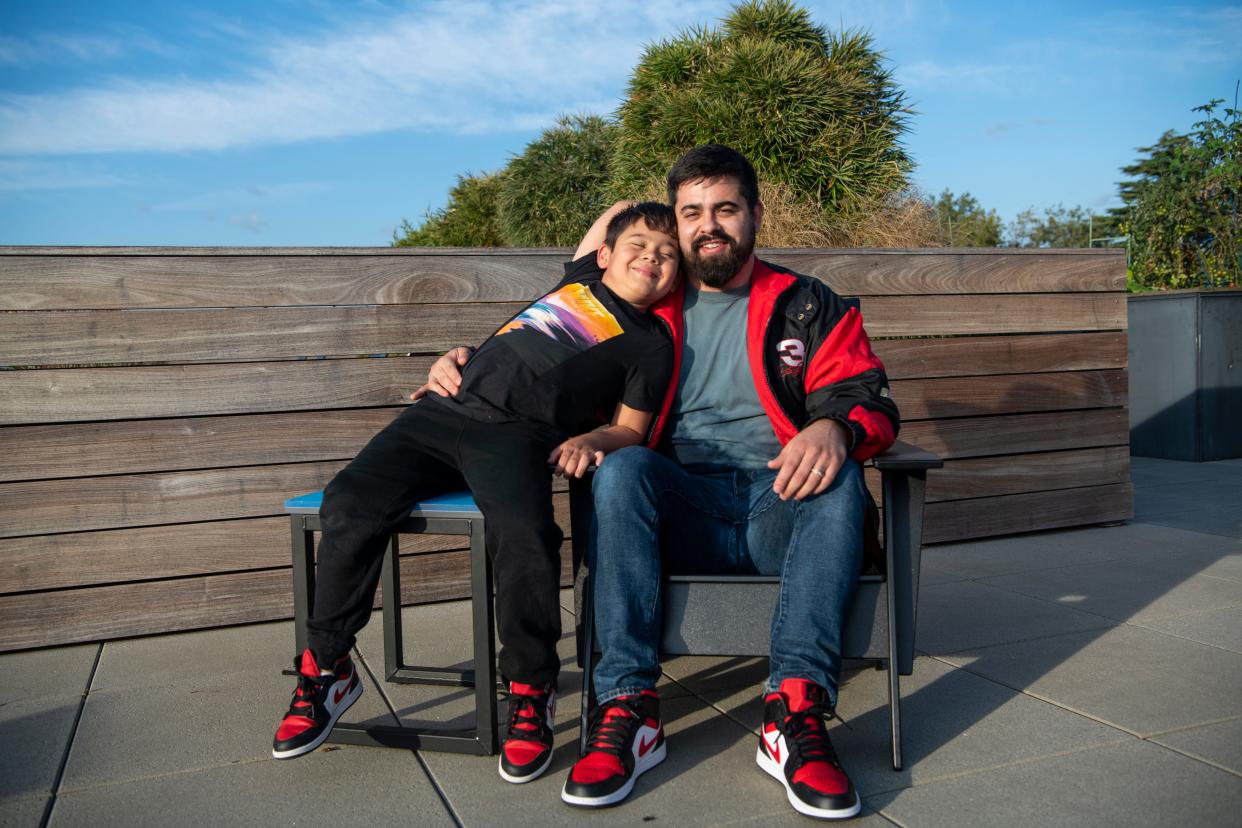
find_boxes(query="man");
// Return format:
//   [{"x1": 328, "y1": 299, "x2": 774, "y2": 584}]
[{"x1": 421, "y1": 145, "x2": 898, "y2": 820}]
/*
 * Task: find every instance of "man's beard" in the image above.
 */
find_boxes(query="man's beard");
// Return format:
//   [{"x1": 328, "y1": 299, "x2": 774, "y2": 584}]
[{"x1": 684, "y1": 227, "x2": 755, "y2": 288}]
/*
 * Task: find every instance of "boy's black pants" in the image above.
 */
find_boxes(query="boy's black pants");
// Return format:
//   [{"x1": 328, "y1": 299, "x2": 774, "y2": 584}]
[{"x1": 306, "y1": 399, "x2": 565, "y2": 686}]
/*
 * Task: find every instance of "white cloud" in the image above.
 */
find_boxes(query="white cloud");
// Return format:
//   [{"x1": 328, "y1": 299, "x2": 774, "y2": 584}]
[
  {"x1": 0, "y1": 159, "x2": 134, "y2": 191},
  {"x1": 0, "y1": 0, "x2": 730, "y2": 156},
  {"x1": 0, "y1": 26, "x2": 174, "y2": 66}
]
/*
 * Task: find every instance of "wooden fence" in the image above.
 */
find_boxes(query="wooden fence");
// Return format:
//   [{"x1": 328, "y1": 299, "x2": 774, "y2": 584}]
[{"x1": 0, "y1": 247, "x2": 1132, "y2": 651}]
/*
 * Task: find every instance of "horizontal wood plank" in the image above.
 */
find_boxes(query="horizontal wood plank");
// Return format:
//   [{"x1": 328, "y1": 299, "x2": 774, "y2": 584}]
[
  {"x1": 923, "y1": 482, "x2": 1133, "y2": 544},
  {"x1": 0, "y1": 461, "x2": 346, "y2": 538},
  {"x1": 859, "y1": 294, "x2": 1125, "y2": 337},
  {"x1": 0, "y1": 541, "x2": 575, "y2": 651},
  {"x1": 875, "y1": 332, "x2": 1126, "y2": 380},
  {"x1": 1, "y1": 363, "x2": 1128, "y2": 427},
  {"x1": 771, "y1": 250, "x2": 1125, "y2": 295},
  {"x1": 0, "y1": 517, "x2": 521, "y2": 594},
  {"x1": 1, "y1": 304, "x2": 519, "y2": 367},
  {"x1": 1, "y1": 409, "x2": 400, "y2": 483},
  {"x1": 0, "y1": 249, "x2": 1123, "y2": 310},
  {"x1": 891, "y1": 370, "x2": 1128, "y2": 420},
  {"x1": 0, "y1": 452, "x2": 574, "y2": 538},
  {"x1": 865, "y1": 446, "x2": 1130, "y2": 504},
  {"x1": 2, "y1": 300, "x2": 1124, "y2": 369},
  {"x1": 0, "y1": 357, "x2": 427, "y2": 425},
  {"x1": 896, "y1": 408, "x2": 1130, "y2": 460}
]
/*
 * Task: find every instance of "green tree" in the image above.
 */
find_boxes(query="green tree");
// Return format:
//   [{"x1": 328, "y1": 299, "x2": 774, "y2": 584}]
[
  {"x1": 1006, "y1": 204, "x2": 1094, "y2": 248},
  {"x1": 1115, "y1": 98, "x2": 1241, "y2": 289},
  {"x1": 494, "y1": 115, "x2": 619, "y2": 247},
  {"x1": 393, "y1": 172, "x2": 503, "y2": 247},
  {"x1": 609, "y1": 0, "x2": 914, "y2": 244},
  {"x1": 928, "y1": 190, "x2": 1002, "y2": 247}
]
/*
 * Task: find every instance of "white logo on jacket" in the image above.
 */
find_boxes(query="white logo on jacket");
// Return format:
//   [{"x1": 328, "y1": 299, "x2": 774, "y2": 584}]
[{"x1": 777, "y1": 339, "x2": 806, "y2": 368}]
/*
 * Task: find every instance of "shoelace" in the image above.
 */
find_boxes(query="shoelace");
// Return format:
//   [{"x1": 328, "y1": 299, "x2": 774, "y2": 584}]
[
  {"x1": 584, "y1": 697, "x2": 643, "y2": 756},
  {"x1": 782, "y1": 701, "x2": 839, "y2": 766},
  {"x1": 287, "y1": 665, "x2": 335, "y2": 718},
  {"x1": 503, "y1": 691, "x2": 548, "y2": 738}
]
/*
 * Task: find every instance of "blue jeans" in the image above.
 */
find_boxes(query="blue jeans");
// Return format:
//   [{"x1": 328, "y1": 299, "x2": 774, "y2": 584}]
[{"x1": 588, "y1": 446, "x2": 867, "y2": 707}]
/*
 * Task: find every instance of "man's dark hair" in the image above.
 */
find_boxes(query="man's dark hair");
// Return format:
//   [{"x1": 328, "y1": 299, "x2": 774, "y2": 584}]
[
  {"x1": 604, "y1": 201, "x2": 678, "y2": 248},
  {"x1": 666, "y1": 144, "x2": 760, "y2": 209}
]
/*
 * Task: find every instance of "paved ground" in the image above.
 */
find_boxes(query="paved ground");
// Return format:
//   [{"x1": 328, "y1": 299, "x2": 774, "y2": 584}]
[{"x1": 3, "y1": 457, "x2": 1241, "y2": 827}]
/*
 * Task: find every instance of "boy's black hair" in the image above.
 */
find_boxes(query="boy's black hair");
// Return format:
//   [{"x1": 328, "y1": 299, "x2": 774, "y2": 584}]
[
  {"x1": 604, "y1": 201, "x2": 678, "y2": 249},
  {"x1": 666, "y1": 144, "x2": 760, "y2": 209}
]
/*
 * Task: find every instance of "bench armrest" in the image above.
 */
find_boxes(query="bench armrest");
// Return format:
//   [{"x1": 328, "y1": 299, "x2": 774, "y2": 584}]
[{"x1": 870, "y1": 440, "x2": 943, "y2": 472}]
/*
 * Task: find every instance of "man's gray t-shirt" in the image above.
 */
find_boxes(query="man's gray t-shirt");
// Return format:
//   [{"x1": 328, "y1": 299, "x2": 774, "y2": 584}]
[{"x1": 661, "y1": 285, "x2": 783, "y2": 471}]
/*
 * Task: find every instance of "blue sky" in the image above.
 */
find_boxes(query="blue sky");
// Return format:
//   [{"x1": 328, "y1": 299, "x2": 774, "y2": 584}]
[{"x1": 1, "y1": 0, "x2": 1239, "y2": 246}]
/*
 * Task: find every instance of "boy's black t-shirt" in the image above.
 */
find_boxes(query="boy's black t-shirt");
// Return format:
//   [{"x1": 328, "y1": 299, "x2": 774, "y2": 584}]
[{"x1": 432, "y1": 254, "x2": 674, "y2": 437}]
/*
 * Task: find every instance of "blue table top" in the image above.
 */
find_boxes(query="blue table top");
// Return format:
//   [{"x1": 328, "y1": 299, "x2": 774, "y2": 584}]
[{"x1": 284, "y1": 490, "x2": 482, "y2": 518}]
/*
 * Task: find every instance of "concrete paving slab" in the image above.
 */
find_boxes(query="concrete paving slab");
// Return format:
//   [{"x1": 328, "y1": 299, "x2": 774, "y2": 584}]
[
  {"x1": 60, "y1": 650, "x2": 394, "y2": 790},
  {"x1": 976, "y1": 559, "x2": 1242, "y2": 624},
  {"x1": 869, "y1": 739, "x2": 1242, "y2": 828},
  {"x1": 1133, "y1": 605, "x2": 1242, "y2": 654},
  {"x1": 1114, "y1": 531, "x2": 1242, "y2": 584},
  {"x1": 914, "y1": 580, "x2": 1115, "y2": 655},
  {"x1": 940, "y1": 624, "x2": 1242, "y2": 736},
  {"x1": 1151, "y1": 716, "x2": 1242, "y2": 775},
  {"x1": 0, "y1": 795, "x2": 48, "y2": 828},
  {"x1": 1129, "y1": 457, "x2": 1240, "y2": 487},
  {"x1": 829, "y1": 657, "x2": 1127, "y2": 795},
  {"x1": 422, "y1": 690, "x2": 799, "y2": 826},
  {"x1": 0, "y1": 644, "x2": 97, "y2": 705},
  {"x1": 0, "y1": 694, "x2": 79, "y2": 802},
  {"x1": 50, "y1": 748, "x2": 452, "y2": 827},
  {"x1": 92, "y1": 620, "x2": 294, "y2": 691},
  {"x1": 1131, "y1": 480, "x2": 1242, "y2": 518},
  {"x1": 921, "y1": 528, "x2": 1134, "y2": 581},
  {"x1": 1135, "y1": 508, "x2": 1242, "y2": 541}
]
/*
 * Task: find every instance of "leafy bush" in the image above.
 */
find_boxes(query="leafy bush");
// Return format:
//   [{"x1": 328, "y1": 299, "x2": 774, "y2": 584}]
[
  {"x1": 393, "y1": 173, "x2": 503, "y2": 247},
  {"x1": 610, "y1": 0, "x2": 913, "y2": 244},
  {"x1": 495, "y1": 115, "x2": 619, "y2": 247},
  {"x1": 927, "y1": 190, "x2": 1002, "y2": 247},
  {"x1": 1117, "y1": 98, "x2": 1240, "y2": 289}
]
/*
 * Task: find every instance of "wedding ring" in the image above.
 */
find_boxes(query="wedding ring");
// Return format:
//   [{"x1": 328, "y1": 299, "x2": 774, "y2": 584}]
[{"x1": 811, "y1": 468, "x2": 825, "y2": 478}]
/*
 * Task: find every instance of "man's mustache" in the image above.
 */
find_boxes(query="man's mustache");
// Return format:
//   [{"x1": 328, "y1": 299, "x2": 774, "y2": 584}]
[{"x1": 693, "y1": 230, "x2": 735, "y2": 250}]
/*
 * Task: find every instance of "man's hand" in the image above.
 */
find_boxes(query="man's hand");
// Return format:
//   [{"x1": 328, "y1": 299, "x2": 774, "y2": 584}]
[
  {"x1": 548, "y1": 435, "x2": 606, "y2": 479},
  {"x1": 767, "y1": 419, "x2": 850, "y2": 501},
  {"x1": 409, "y1": 346, "x2": 472, "y2": 401}
]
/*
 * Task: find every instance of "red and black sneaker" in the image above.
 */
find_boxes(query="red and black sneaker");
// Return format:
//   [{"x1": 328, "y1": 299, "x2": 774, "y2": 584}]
[
  {"x1": 498, "y1": 681, "x2": 556, "y2": 783},
  {"x1": 271, "y1": 648, "x2": 363, "y2": 759},
  {"x1": 561, "y1": 690, "x2": 665, "y2": 808},
  {"x1": 756, "y1": 678, "x2": 860, "y2": 820}
]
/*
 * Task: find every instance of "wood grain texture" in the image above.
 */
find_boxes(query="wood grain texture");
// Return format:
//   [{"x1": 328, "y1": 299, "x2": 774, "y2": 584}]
[
  {"x1": 874, "y1": 332, "x2": 1127, "y2": 380},
  {"x1": 0, "y1": 357, "x2": 427, "y2": 425},
  {"x1": 891, "y1": 370, "x2": 1128, "y2": 420},
  {"x1": 768, "y1": 250, "x2": 1125, "y2": 295},
  {"x1": 0, "y1": 248, "x2": 1124, "y2": 310},
  {"x1": 0, "y1": 517, "x2": 518, "y2": 594},
  {"x1": 1, "y1": 298, "x2": 1124, "y2": 369},
  {"x1": 0, "y1": 409, "x2": 401, "y2": 483},
  {"x1": 0, "y1": 541, "x2": 575, "y2": 651},
  {"x1": 859, "y1": 294, "x2": 1125, "y2": 336},
  {"x1": 922, "y1": 482, "x2": 1134, "y2": 544},
  {"x1": 1, "y1": 304, "x2": 520, "y2": 367},
  {"x1": 864, "y1": 446, "x2": 1131, "y2": 503},
  {"x1": 0, "y1": 461, "x2": 347, "y2": 538},
  {"x1": 896, "y1": 408, "x2": 1130, "y2": 460}
]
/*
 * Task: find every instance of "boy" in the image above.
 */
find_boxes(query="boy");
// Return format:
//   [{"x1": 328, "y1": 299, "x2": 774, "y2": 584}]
[{"x1": 271, "y1": 202, "x2": 679, "y2": 786}]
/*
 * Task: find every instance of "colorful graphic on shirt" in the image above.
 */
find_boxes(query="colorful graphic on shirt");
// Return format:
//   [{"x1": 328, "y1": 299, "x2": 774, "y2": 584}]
[{"x1": 496, "y1": 282, "x2": 623, "y2": 350}]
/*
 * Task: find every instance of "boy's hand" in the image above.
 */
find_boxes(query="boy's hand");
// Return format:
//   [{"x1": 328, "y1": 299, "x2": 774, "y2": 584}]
[
  {"x1": 410, "y1": 346, "x2": 472, "y2": 400},
  {"x1": 548, "y1": 436, "x2": 605, "y2": 479}
]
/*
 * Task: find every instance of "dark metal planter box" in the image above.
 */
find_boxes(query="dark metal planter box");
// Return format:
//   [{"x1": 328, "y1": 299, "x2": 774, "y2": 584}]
[{"x1": 1129, "y1": 290, "x2": 1242, "y2": 461}]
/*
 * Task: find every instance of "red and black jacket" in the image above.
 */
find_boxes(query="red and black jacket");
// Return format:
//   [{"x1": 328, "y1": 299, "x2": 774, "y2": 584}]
[{"x1": 644, "y1": 258, "x2": 899, "y2": 460}]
